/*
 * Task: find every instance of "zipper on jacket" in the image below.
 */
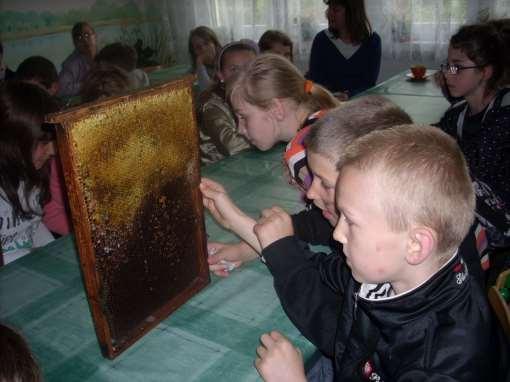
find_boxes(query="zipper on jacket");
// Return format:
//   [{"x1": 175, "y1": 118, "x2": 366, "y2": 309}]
[{"x1": 353, "y1": 292, "x2": 359, "y2": 319}]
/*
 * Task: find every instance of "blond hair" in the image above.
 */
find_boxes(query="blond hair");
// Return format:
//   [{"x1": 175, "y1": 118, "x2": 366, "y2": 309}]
[
  {"x1": 339, "y1": 125, "x2": 475, "y2": 255},
  {"x1": 305, "y1": 95, "x2": 412, "y2": 164},
  {"x1": 227, "y1": 53, "x2": 339, "y2": 115}
]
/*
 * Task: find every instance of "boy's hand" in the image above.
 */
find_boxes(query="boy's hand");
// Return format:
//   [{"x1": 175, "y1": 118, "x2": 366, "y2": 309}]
[
  {"x1": 253, "y1": 207, "x2": 294, "y2": 249},
  {"x1": 200, "y1": 178, "x2": 245, "y2": 230},
  {"x1": 255, "y1": 331, "x2": 306, "y2": 382},
  {"x1": 207, "y1": 241, "x2": 258, "y2": 277}
]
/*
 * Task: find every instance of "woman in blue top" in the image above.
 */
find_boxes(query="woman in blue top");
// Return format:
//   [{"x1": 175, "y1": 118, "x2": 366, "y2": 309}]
[{"x1": 307, "y1": 0, "x2": 381, "y2": 98}]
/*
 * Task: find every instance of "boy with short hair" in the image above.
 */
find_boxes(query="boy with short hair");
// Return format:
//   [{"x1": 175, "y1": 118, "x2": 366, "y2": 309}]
[
  {"x1": 16, "y1": 56, "x2": 59, "y2": 95},
  {"x1": 254, "y1": 125, "x2": 493, "y2": 381}
]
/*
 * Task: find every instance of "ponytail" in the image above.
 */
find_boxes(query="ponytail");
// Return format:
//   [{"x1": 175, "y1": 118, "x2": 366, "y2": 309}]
[
  {"x1": 228, "y1": 53, "x2": 340, "y2": 115},
  {"x1": 303, "y1": 80, "x2": 341, "y2": 112}
]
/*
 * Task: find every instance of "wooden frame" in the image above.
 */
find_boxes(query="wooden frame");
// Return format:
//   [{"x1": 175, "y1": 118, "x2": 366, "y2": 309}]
[{"x1": 47, "y1": 76, "x2": 210, "y2": 358}]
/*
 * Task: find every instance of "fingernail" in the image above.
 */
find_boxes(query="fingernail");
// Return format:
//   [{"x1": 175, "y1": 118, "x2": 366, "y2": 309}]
[{"x1": 220, "y1": 260, "x2": 236, "y2": 272}]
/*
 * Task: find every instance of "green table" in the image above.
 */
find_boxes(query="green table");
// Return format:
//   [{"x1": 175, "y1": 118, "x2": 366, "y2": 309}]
[
  {"x1": 0, "y1": 70, "x2": 450, "y2": 381},
  {"x1": 362, "y1": 70, "x2": 450, "y2": 124},
  {"x1": 0, "y1": 145, "x2": 313, "y2": 382},
  {"x1": 147, "y1": 65, "x2": 192, "y2": 85}
]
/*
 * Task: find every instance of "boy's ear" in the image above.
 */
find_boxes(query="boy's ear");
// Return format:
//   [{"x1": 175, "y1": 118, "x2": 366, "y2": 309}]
[
  {"x1": 481, "y1": 65, "x2": 494, "y2": 82},
  {"x1": 406, "y1": 226, "x2": 437, "y2": 265},
  {"x1": 268, "y1": 98, "x2": 286, "y2": 121}
]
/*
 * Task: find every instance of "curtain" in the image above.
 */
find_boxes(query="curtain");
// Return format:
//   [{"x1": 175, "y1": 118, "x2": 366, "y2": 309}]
[
  {"x1": 369, "y1": 0, "x2": 510, "y2": 62},
  {"x1": 159, "y1": 0, "x2": 510, "y2": 70}
]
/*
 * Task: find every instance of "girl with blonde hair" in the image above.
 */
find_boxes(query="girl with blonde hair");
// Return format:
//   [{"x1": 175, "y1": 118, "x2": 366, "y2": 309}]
[{"x1": 228, "y1": 53, "x2": 339, "y2": 151}]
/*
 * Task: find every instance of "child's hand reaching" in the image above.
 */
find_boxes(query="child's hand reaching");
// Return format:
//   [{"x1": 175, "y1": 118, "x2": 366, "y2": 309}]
[
  {"x1": 200, "y1": 177, "x2": 261, "y2": 252},
  {"x1": 200, "y1": 178, "x2": 244, "y2": 230},
  {"x1": 254, "y1": 206, "x2": 294, "y2": 249},
  {"x1": 207, "y1": 241, "x2": 258, "y2": 277},
  {"x1": 255, "y1": 331, "x2": 306, "y2": 382}
]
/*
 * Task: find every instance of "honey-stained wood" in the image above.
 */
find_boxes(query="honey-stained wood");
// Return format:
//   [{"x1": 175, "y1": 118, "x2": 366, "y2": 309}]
[{"x1": 47, "y1": 76, "x2": 210, "y2": 358}]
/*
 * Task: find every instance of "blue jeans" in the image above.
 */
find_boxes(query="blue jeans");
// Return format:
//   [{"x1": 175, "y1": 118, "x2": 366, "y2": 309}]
[{"x1": 306, "y1": 355, "x2": 334, "y2": 382}]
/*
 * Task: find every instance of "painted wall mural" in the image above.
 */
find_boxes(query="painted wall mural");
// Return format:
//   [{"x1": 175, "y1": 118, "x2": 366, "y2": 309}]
[{"x1": 0, "y1": 0, "x2": 172, "y2": 70}]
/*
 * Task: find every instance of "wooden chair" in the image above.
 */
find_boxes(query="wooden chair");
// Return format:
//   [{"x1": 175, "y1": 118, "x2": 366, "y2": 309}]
[{"x1": 489, "y1": 268, "x2": 510, "y2": 341}]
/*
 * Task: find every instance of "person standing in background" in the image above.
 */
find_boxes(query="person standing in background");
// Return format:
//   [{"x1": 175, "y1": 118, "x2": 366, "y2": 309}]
[{"x1": 307, "y1": 0, "x2": 381, "y2": 98}]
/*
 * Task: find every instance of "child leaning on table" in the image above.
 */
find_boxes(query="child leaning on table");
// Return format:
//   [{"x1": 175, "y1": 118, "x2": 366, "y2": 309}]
[
  {"x1": 0, "y1": 81, "x2": 59, "y2": 265},
  {"x1": 254, "y1": 125, "x2": 493, "y2": 381},
  {"x1": 203, "y1": 95, "x2": 414, "y2": 275}
]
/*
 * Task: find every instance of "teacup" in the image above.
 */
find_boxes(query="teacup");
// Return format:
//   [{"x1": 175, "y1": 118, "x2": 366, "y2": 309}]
[{"x1": 411, "y1": 65, "x2": 426, "y2": 80}]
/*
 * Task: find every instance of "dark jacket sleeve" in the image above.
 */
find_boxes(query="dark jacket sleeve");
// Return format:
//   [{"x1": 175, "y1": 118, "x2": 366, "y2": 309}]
[
  {"x1": 263, "y1": 235, "x2": 349, "y2": 357},
  {"x1": 291, "y1": 207, "x2": 334, "y2": 246}
]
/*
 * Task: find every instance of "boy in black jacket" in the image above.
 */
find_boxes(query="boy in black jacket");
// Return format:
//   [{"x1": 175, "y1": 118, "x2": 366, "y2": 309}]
[{"x1": 254, "y1": 125, "x2": 493, "y2": 381}]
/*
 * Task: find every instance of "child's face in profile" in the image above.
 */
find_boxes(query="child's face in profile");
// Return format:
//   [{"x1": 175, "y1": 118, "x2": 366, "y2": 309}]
[
  {"x1": 306, "y1": 151, "x2": 339, "y2": 226},
  {"x1": 333, "y1": 165, "x2": 408, "y2": 285},
  {"x1": 232, "y1": 95, "x2": 278, "y2": 151},
  {"x1": 444, "y1": 46, "x2": 487, "y2": 99},
  {"x1": 32, "y1": 139, "x2": 55, "y2": 170}
]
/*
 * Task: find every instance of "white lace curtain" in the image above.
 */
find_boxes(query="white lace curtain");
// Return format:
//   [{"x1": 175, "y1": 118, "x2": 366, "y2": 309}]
[
  {"x1": 159, "y1": 0, "x2": 510, "y2": 69},
  {"x1": 370, "y1": 0, "x2": 510, "y2": 62}
]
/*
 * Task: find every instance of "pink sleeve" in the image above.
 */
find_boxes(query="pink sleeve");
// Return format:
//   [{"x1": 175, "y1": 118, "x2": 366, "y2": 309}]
[{"x1": 43, "y1": 158, "x2": 72, "y2": 235}]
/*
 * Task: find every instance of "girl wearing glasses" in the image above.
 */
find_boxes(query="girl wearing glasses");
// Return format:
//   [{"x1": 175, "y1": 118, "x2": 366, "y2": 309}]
[
  {"x1": 58, "y1": 22, "x2": 97, "y2": 98},
  {"x1": 437, "y1": 21, "x2": 510, "y2": 259}
]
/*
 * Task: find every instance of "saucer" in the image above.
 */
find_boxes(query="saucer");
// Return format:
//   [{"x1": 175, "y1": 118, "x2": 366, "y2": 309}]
[{"x1": 406, "y1": 73, "x2": 429, "y2": 82}]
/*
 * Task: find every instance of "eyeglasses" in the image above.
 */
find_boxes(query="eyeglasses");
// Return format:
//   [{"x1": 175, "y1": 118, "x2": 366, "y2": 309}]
[
  {"x1": 73, "y1": 32, "x2": 93, "y2": 41},
  {"x1": 440, "y1": 63, "x2": 484, "y2": 75}
]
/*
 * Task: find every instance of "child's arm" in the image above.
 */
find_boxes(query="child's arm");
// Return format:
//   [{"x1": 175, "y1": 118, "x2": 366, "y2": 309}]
[
  {"x1": 255, "y1": 331, "x2": 307, "y2": 382},
  {"x1": 259, "y1": 216, "x2": 350, "y2": 357},
  {"x1": 207, "y1": 241, "x2": 258, "y2": 277},
  {"x1": 253, "y1": 206, "x2": 294, "y2": 250},
  {"x1": 43, "y1": 158, "x2": 71, "y2": 235},
  {"x1": 292, "y1": 206, "x2": 334, "y2": 246},
  {"x1": 200, "y1": 178, "x2": 261, "y2": 252},
  {"x1": 200, "y1": 102, "x2": 250, "y2": 157}
]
